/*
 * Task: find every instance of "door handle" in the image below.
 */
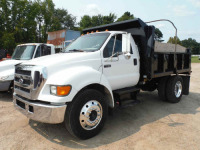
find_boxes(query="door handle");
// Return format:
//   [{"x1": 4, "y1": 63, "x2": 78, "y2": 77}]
[
  {"x1": 104, "y1": 64, "x2": 111, "y2": 68},
  {"x1": 134, "y1": 59, "x2": 137, "y2": 65}
]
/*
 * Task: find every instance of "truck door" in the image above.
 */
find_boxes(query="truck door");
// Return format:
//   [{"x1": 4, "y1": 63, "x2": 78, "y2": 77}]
[{"x1": 102, "y1": 33, "x2": 140, "y2": 90}]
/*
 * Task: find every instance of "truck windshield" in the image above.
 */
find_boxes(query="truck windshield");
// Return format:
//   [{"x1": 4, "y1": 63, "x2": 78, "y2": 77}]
[
  {"x1": 12, "y1": 45, "x2": 36, "y2": 60},
  {"x1": 65, "y1": 33, "x2": 110, "y2": 52}
]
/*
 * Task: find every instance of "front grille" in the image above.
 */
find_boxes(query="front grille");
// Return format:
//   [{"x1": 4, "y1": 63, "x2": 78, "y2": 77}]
[
  {"x1": 15, "y1": 85, "x2": 30, "y2": 93},
  {"x1": 15, "y1": 76, "x2": 31, "y2": 85},
  {"x1": 14, "y1": 65, "x2": 46, "y2": 100},
  {"x1": 15, "y1": 70, "x2": 31, "y2": 76},
  {"x1": 14, "y1": 65, "x2": 33, "y2": 97}
]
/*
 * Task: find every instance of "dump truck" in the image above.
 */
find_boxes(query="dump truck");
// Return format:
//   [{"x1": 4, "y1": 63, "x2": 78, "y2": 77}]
[
  {"x1": 13, "y1": 18, "x2": 191, "y2": 139},
  {"x1": 0, "y1": 43, "x2": 55, "y2": 92}
]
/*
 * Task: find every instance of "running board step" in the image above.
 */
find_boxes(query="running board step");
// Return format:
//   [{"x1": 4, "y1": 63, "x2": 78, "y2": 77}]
[
  {"x1": 113, "y1": 86, "x2": 140, "y2": 95},
  {"x1": 119, "y1": 99, "x2": 141, "y2": 109}
]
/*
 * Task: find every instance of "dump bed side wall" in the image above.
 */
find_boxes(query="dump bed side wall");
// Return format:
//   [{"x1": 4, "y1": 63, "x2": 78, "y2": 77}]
[
  {"x1": 152, "y1": 52, "x2": 191, "y2": 78},
  {"x1": 141, "y1": 26, "x2": 191, "y2": 80}
]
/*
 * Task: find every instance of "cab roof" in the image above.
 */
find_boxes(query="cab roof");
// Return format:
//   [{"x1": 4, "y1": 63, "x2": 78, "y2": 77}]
[{"x1": 17, "y1": 43, "x2": 54, "y2": 47}]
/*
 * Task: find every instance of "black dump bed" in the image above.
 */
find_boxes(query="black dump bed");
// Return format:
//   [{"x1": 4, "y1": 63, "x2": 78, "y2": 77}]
[{"x1": 83, "y1": 18, "x2": 191, "y2": 81}]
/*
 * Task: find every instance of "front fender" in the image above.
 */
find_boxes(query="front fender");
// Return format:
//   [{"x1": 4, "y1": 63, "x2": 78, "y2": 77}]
[
  {"x1": 38, "y1": 66, "x2": 102, "y2": 103},
  {"x1": 100, "y1": 74, "x2": 114, "y2": 107},
  {"x1": 0, "y1": 69, "x2": 14, "y2": 81},
  {"x1": 47, "y1": 66, "x2": 102, "y2": 91}
]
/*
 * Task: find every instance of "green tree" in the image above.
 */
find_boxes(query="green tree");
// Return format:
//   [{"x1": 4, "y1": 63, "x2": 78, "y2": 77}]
[
  {"x1": 117, "y1": 11, "x2": 134, "y2": 22},
  {"x1": 0, "y1": 3, "x2": 4, "y2": 48},
  {"x1": 79, "y1": 13, "x2": 116, "y2": 29},
  {"x1": 0, "y1": 0, "x2": 78, "y2": 52},
  {"x1": 102, "y1": 13, "x2": 116, "y2": 24},
  {"x1": 24, "y1": 1, "x2": 40, "y2": 43},
  {"x1": 80, "y1": 15, "x2": 92, "y2": 29},
  {"x1": 40, "y1": 0, "x2": 55, "y2": 42},
  {"x1": 0, "y1": 0, "x2": 11, "y2": 31},
  {"x1": 11, "y1": 0, "x2": 30, "y2": 43},
  {"x1": 91, "y1": 15, "x2": 103, "y2": 27},
  {"x1": 50, "y1": 8, "x2": 76, "y2": 31},
  {"x1": 181, "y1": 38, "x2": 200, "y2": 54},
  {"x1": 167, "y1": 36, "x2": 181, "y2": 45},
  {"x1": 154, "y1": 28, "x2": 164, "y2": 42},
  {"x1": 1, "y1": 32, "x2": 16, "y2": 53}
]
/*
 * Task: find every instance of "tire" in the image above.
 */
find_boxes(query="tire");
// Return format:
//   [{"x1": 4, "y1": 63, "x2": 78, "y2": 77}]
[
  {"x1": 157, "y1": 77, "x2": 169, "y2": 101},
  {"x1": 166, "y1": 76, "x2": 183, "y2": 103},
  {"x1": 64, "y1": 89, "x2": 108, "y2": 139},
  {"x1": 9, "y1": 81, "x2": 14, "y2": 95}
]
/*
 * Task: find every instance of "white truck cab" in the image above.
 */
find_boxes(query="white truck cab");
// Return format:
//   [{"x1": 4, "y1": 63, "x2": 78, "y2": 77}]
[
  {"x1": 13, "y1": 19, "x2": 191, "y2": 139},
  {"x1": 0, "y1": 43, "x2": 55, "y2": 92}
]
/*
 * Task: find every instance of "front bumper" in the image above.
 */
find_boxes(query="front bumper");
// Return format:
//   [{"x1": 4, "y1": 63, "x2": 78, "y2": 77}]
[
  {"x1": 0, "y1": 80, "x2": 11, "y2": 91},
  {"x1": 13, "y1": 94, "x2": 67, "y2": 124}
]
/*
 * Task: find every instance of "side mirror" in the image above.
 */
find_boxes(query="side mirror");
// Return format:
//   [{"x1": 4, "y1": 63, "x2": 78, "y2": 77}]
[{"x1": 122, "y1": 33, "x2": 131, "y2": 53}]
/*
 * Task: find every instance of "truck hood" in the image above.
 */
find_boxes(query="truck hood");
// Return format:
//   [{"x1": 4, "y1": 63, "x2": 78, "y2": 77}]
[
  {"x1": 22, "y1": 52, "x2": 100, "y2": 67},
  {"x1": 0, "y1": 59, "x2": 25, "y2": 72},
  {"x1": 21, "y1": 52, "x2": 102, "y2": 77}
]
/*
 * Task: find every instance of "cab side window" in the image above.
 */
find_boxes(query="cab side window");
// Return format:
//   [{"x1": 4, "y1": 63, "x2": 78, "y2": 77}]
[
  {"x1": 115, "y1": 34, "x2": 122, "y2": 53},
  {"x1": 103, "y1": 34, "x2": 122, "y2": 58},
  {"x1": 35, "y1": 46, "x2": 51, "y2": 58},
  {"x1": 103, "y1": 36, "x2": 115, "y2": 58},
  {"x1": 42, "y1": 46, "x2": 51, "y2": 56}
]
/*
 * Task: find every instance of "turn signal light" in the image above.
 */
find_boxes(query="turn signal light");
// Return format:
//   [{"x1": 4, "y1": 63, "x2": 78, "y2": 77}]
[
  {"x1": 57, "y1": 85, "x2": 72, "y2": 96},
  {"x1": 105, "y1": 29, "x2": 109, "y2": 31}
]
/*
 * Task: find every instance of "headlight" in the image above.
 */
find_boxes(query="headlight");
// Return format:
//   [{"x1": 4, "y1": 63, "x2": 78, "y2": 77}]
[
  {"x1": 50, "y1": 85, "x2": 72, "y2": 96},
  {"x1": 0, "y1": 76, "x2": 9, "y2": 81}
]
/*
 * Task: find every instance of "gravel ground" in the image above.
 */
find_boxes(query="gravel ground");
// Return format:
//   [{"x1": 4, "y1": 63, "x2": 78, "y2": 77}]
[{"x1": 0, "y1": 63, "x2": 200, "y2": 150}]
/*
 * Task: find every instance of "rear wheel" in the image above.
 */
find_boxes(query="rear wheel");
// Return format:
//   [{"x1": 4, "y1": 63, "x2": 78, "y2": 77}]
[
  {"x1": 166, "y1": 76, "x2": 183, "y2": 103},
  {"x1": 64, "y1": 89, "x2": 108, "y2": 139}
]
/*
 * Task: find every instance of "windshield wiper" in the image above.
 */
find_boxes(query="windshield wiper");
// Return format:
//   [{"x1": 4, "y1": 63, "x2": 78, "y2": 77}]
[{"x1": 68, "y1": 49, "x2": 85, "y2": 52}]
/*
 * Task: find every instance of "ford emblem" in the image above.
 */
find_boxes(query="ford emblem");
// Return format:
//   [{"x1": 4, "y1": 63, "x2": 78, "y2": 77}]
[{"x1": 19, "y1": 78, "x2": 24, "y2": 84}]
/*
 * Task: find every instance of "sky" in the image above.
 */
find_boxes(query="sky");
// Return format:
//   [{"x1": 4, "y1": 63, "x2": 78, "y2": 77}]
[{"x1": 52, "y1": 0, "x2": 200, "y2": 42}]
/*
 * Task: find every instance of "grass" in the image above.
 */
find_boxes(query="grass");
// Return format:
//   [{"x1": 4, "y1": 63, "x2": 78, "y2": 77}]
[{"x1": 191, "y1": 56, "x2": 200, "y2": 63}]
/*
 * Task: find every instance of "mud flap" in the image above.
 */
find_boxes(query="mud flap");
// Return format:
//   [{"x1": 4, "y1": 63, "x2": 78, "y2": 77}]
[{"x1": 182, "y1": 75, "x2": 190, "y2": 95}]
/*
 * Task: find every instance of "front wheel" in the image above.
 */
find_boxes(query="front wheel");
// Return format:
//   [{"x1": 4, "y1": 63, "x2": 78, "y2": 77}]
[{"x1": 64, "y1": 89, "x2": 108, "y2": 139}]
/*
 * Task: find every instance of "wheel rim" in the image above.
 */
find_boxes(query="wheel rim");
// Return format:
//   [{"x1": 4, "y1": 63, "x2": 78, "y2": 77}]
[
  {"x1": 174, "y1": 81, "x2": 182, "y2": 98},
  {"x1": 80, "y1": 100, "x2": 102, "y2": 130}
]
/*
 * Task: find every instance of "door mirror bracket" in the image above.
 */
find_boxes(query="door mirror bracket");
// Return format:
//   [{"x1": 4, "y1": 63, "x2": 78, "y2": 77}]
[
  {"x1": 124, "y1": 52, "x2": 131, "y2": 60},
  {"x1": 105, "y1": 51, "x2": 130, "y2": 62}
]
